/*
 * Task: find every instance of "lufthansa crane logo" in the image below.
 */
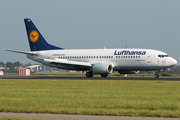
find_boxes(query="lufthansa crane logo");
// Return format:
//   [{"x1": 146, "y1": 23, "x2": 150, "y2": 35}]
[{"x1": 29, "y1": 30, "x2": 39, "y2": 42}]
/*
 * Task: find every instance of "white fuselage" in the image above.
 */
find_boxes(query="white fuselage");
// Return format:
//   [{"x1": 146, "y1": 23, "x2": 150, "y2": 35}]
[{"x1": 27, "y1": 48, "x2": 177, "y2": 72}]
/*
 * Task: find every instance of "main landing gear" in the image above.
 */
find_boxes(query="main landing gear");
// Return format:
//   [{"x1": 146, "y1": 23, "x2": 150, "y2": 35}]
[
  {"x1": 86, "y1": 72, "x2": 108, "y2": 77},
  {"x1": 86, "y1": 72, "x2": 93, "y2": 77},
  {"x1": 101, "y1": 74, "x2": 108, "y2": 77}
]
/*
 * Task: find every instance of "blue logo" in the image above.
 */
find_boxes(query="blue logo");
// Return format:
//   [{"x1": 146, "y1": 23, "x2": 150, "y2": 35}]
[{"x1": 114, "y1": 50, "x2": 146, "y2": 55}]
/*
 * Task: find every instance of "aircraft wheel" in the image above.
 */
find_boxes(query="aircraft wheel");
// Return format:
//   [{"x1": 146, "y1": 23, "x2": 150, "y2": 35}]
[
  {"x1": 86, "y1": 72, "x2": 93, "y2": 77},
  {"x1": 101, "y1": 74, "x2": 108, "y2": 77},
  {"x1": 155, "y1": 74, "x2": 159, "y2": 78}
]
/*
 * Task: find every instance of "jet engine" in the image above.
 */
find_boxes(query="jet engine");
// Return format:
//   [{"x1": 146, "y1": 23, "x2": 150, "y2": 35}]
[{"x1": 92, "y1": 63, "x2": 113, "y2": 74}]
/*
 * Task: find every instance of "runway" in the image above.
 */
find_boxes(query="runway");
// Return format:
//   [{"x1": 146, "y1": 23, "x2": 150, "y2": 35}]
[
  {"x1": 0, "y1": 113, "x2": 179, "y2": 120},
  {"x1": 1, "y1": 76, "x2": 180, "y2": 81}
]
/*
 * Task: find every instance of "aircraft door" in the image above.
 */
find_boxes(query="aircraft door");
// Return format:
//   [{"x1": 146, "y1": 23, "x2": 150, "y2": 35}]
[
  {"x1": 47, "y1": 53, "x2": 52, "y2": 59},
  {"x1": 147, "y1": 53, "x2": 152, "y2": 63}
]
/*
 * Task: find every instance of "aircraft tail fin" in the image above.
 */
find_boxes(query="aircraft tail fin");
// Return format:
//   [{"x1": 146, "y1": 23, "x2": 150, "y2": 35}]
[{"x1": 24, "y1": 18, "x2": 63, "y2": 51}]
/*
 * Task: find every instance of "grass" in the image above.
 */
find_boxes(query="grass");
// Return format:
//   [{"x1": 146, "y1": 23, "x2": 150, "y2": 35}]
[
  {"x1": 3, "y1": 72, "x2": 180, "y2": 78},
  {"x1": 0, "y1": 79, "x2": 180, "y2": 117}
]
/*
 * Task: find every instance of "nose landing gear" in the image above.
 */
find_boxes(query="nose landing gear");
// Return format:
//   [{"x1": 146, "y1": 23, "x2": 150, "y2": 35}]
[{"x1": 155, "y1": 74, "x2": 159, "y2": 78}]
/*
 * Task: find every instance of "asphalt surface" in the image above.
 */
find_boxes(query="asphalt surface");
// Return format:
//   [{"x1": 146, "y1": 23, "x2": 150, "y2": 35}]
[
  {"x1": 1, "y1": 76, "x2": 180, "y2": 81},
  {"x1": 0, "y1": 113, "x2": 180, "y2": 120}
]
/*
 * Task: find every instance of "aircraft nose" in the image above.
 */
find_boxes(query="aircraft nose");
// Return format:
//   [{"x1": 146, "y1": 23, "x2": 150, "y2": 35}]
[{"x1": 171, "y1": 58, "x2": 177, "y2": 66}]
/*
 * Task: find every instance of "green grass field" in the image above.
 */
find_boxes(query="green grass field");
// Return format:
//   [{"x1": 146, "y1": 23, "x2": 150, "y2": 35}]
[
  {"x1": 3, "y1": 72, "x2": 180, "y2": 78},
  {"x1": 0, "y1": 79, "x2": 180, "y2": 117}
]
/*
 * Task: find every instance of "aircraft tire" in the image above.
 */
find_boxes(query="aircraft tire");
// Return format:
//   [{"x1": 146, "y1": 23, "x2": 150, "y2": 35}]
[
  {"x1": 86, "y1": 72, "x2": 93, "y2": 77},
  {"x1": 155, "y1": 74, "x2": 159, "y2": 78},
  {"x1": 101, "y1": 74, "x2": 108, "y2": 77}
]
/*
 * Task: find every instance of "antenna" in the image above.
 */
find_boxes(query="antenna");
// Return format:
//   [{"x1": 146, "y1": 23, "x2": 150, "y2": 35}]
[{"x1": 125, "y1": 44, "x2": 128, "y2": 49}]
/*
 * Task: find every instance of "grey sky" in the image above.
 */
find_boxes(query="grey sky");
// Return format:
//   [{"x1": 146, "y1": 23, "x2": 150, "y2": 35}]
[{"x1": 1, "y1": 0, "x2": 180, "y2": 65}]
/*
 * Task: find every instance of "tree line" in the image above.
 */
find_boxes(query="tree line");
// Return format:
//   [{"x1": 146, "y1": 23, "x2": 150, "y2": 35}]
[{"x1": 0, "y1": 61, "x2": 31, "y2": 72}]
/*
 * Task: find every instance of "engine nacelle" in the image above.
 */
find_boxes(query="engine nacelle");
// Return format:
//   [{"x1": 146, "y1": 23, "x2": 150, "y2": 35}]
[
  {"x1": 92, "y1": 63, "x2": 113, "y2": 74},
  {"x1": 118, "y1": 71, "x2": 139, "y2": 74}
]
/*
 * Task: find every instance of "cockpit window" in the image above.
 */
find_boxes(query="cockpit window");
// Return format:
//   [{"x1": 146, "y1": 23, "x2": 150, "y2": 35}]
[{"x1": 158, "y1": 55, "x2": 169, "y2": 58}]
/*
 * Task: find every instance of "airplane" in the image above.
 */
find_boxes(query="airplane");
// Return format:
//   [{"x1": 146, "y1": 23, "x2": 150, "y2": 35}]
[{"x1": 4, "y1": 18, "x2": 177, "y2": 78}]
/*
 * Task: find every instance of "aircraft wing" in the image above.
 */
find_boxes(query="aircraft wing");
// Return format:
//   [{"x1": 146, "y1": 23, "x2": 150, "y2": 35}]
[{"x1": 44, "y1": 58, "x2": 92, "y2": 71}]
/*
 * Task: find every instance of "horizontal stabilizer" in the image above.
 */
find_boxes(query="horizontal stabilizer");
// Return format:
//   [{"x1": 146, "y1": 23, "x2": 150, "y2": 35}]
[{"x1": 4, "y1": 49, "x2": 38, "y2": 55}]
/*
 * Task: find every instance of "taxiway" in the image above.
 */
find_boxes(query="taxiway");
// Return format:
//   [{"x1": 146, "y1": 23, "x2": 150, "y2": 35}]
[{"x1": 1, "y1": 76, "x2": 180, "y2": 81}]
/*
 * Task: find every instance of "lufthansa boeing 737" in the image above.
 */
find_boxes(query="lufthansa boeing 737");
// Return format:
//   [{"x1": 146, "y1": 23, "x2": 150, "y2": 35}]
[{"x1": 5, "y1": 18, "x2": 177, "y2": 78}]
